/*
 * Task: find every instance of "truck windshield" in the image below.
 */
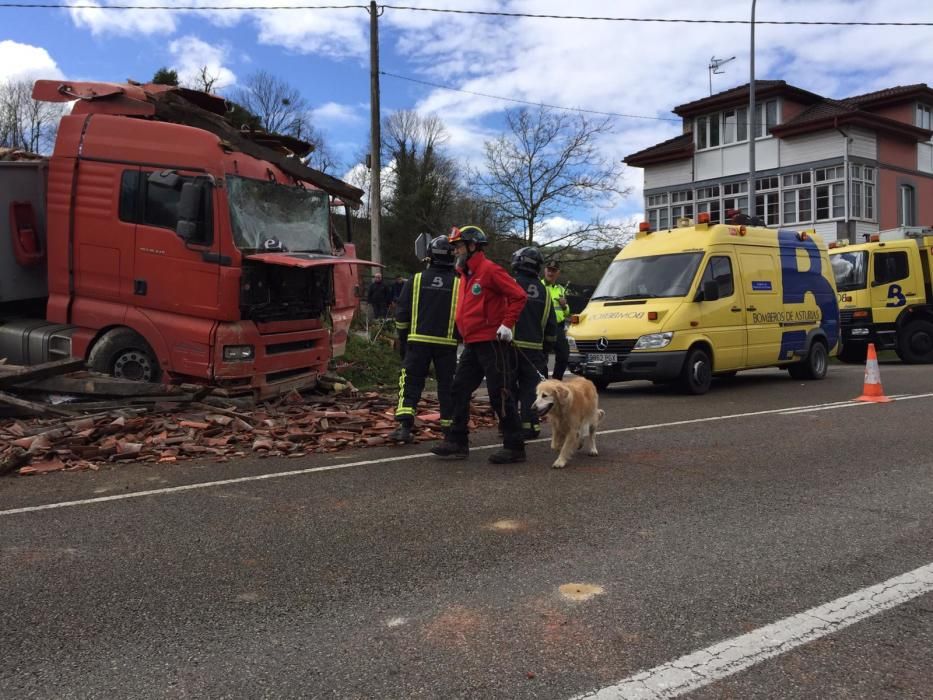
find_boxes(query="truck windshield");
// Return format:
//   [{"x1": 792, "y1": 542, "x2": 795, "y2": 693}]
[
  {"x1": 831, "y1": 251, "x2": 868, "y2": 291},
  {"x1": 227, "y1": 176, "x2": 330, "y2": 253},
  {"x1": 590, "y1": 253, "x2": 704, "y2": 300}
]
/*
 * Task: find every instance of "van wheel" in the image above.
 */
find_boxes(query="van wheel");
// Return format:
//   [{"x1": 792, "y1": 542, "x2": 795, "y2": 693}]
[
  {"x1": 897, "y1": 320, "x2": 933, "y2": 364},
  {"x1": 838, "y1": 343, "x2": 867, "y2": 364},
  {"x1": 788, "y1": 340, "x2": 828, "y2": 380},
  {"x1": 88, "y1": 328, "x2": 161, "y2": 383},
  {"x1": 679, "y1": 347, "x2": 712, "y2": 395}
]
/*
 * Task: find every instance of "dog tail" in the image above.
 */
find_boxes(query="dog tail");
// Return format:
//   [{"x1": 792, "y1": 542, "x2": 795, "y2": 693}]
[{"x1": 597, "y1": 408, "x2": 606, "y2": 424}]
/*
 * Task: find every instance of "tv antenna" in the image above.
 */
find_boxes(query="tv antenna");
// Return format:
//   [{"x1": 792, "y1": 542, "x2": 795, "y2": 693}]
[{"x1": 709, "y1": 55, "x2": 736, "y2": 95}]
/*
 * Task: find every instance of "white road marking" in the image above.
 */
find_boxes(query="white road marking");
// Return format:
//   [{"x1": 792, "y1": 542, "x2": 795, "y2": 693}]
[
  {"x1": 570, "y1": 561, "x2": 933, "y2": 699},
  {"x1": 3, "y1": 394, "x2": 932, "y2": 518}
]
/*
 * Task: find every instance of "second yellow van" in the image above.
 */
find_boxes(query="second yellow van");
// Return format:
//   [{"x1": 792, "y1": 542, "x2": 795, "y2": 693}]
[{"x1": 567, "y1": 216, "x2": 841, "y2": 394}]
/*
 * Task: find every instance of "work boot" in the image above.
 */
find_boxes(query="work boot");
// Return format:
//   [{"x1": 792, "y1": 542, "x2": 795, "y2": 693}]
[
  {"x1": 488, "y1": 447, "x2": 526, "y2": 464},
  {"x1": 388, "y1": 423, "x2": 414, "y2": 444},
  {"x1": 523, "y1": 427, "x2": 541, "y2": 441},
  {"x1": 431, "y1": 440, "x2": 469, "y2": 460}
]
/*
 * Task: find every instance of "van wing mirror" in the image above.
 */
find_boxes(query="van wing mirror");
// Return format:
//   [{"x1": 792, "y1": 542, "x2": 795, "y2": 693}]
[
  {"x1": 176, "y1": 180, "x2": 208, "y2": 242},
  {"x1": 701, "y1": 280, "x2": 720, "y2": 302}
]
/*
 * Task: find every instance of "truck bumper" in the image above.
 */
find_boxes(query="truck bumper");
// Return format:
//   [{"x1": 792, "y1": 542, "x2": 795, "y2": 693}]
[
  {"x1": 213, "y1": 320, "x2": 330, "y2": 397},
  {"x1": 841, "y1": 323, "x2": 897, "y2": 351},
  {"x1": 568, "y1": 350, "x2": 686, "y2": 383}
]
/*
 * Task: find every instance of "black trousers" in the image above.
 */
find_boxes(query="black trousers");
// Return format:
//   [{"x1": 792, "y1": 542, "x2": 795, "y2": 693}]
[
  {"x1": 449, "y1": 341, "x2": 524, "y2": 451},
  {"x1": 395, "y1": 342, "x2": 457, "y2": 427},
  {"x1": 516, "y1": 348, "x2": 547, "y2": 434},
  {"x1": 552, "y1": 323, "x2": 570, "y2": 379}
]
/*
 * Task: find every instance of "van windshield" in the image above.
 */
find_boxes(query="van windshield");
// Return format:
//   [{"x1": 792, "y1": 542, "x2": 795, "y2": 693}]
[
  {"x1": 831, "y1": 251, "x2": 868, "y2": 291},
  {"x1": 591, "y1": 253, "x2": 704, "y2": 300},
  {"x1": 227, "y1": 176, "x2": 330, "y2": 253}
]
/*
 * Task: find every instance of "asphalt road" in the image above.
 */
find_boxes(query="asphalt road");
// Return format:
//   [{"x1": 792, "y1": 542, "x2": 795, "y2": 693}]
[{"x1": 2, "y1": 361, "x2": 932, "y2": 699}]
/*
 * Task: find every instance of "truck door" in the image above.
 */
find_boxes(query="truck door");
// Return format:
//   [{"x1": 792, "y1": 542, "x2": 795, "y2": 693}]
[
  {"x1": 738, "y1": 250, "x2": 782, "y2": 366},
  {"x1": 697, "y1": 253, "x2": 746, "y2": 370},
  {"x1": 131, "y1": 170, "x2": 220, "y2": 319},
  {"x1": 869, "y1": 246, "x2": 914, "y2": 324}
]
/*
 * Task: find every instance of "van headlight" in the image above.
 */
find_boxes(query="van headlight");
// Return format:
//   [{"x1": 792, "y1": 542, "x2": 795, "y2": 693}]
[
  {"x1": 567, "y1": 335, "x2": 577, "y2": 351},
  {"x1": 633, "y1": 332, "x2": 673, "y2": 350}
]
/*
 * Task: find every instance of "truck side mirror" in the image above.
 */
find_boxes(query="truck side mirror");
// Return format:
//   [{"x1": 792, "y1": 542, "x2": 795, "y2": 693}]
[
  {"x1": 176, "y1": 181, "x2": 207, "y2": 242},
  {"x1": 701, "y1": 280, "x2": 720, "y2": 302},
  {"x1": 414, "y1": 232, "x2": 431, "y2": 261},
  {"x1": 148, "y1": 170, "x2": 181, "y2": 189}
]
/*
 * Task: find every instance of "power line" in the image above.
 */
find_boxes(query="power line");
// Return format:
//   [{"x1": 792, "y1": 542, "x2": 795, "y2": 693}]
[
  {"x1": 381, "y1": 70, "x2": 681, "y2": 121},
  {"x1": 1, "y1": 2, "x2": 933, "y2": 26}
]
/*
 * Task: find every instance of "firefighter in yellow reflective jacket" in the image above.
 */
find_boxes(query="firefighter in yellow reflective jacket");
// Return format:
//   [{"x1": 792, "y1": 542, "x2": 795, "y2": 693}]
[
  {"x1": 389, "y1": 235, "x2": 460, "y2": 443},
  {"x1": 511, "y1": 247, "x2": 558, "y2": 439},
  {"x1": 543, "y1": 259, "x2": 570, "y2": 379}
]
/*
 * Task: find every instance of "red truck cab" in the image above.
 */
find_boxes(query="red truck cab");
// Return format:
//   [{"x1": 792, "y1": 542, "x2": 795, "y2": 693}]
[{"x1": 0, "y1": 80, "x2": 372, "y2": 397}]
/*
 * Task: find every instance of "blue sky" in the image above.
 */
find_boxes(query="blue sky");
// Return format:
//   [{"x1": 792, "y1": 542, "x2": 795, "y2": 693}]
[{"x1": 4, "y1": 0, "x2": 933, "y2": 235}]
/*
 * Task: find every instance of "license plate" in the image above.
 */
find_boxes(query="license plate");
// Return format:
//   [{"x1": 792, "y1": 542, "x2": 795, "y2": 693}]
[{"x1": 587, "y1": 353, "x2": 617, "y2": 363}]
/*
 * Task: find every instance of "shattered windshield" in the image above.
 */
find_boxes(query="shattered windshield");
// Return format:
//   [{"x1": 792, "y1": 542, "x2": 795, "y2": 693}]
[
  {"x1": 591, "y1": 253, "x2": 704, "y2": 300},
  {"x1": 831, "y1": 251, "x2": 868, "y2": 291},
  {"x1": 227, "y1": 176, "x2": 330, "y2": 253}
]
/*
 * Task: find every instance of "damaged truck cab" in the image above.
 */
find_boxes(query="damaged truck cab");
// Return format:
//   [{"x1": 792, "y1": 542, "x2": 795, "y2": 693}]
[{"x1": 0, "y1": 80, "x2": 373, "y2": 397}]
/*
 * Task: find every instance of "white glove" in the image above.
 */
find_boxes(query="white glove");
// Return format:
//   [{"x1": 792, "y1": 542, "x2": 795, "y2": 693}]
[{"x1": 496, "y1": 325, "x2": 513, "y2": 343}]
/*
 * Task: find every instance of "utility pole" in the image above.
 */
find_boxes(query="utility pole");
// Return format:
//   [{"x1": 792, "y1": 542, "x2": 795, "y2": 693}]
[
  {"x1": 748, "y1": 0, "x2": 757, "y2": 218},
  {"x1": 369, "y1": 0, "x2": 382, "y2": 265}
]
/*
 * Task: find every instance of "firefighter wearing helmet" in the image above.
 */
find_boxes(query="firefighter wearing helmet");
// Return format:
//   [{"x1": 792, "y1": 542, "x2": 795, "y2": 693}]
[
  {"x1": 510, "y1": 246, "x2": 558, "y2": 439},
  {"x1": 431, "y1": 225, "x2": 529, "y2": 463},
  {"x1": 390, "y1": 234, "x2": 460, "y2": 443}
]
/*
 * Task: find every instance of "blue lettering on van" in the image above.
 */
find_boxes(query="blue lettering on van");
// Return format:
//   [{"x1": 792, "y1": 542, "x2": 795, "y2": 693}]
[
  {"x1": 751, "y1": 280, "x2": 772, "y2": 291},
  {"x1": 886, "y1": 284, "x2": 906, "y2": 307},
  {"x1": 776, "y1": 229, "x2": 840, "y2": 360}
]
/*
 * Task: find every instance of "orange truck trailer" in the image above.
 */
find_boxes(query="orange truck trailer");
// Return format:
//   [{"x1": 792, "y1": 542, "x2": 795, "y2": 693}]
[{"x1": 0, "y1": 80, "x2": 375, "y2": 397}]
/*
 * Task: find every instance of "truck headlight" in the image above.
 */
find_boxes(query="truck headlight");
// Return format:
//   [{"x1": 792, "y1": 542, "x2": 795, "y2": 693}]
[
  {"x1": 633, "y1": 332, "x2": 673, "y2": 350},
  {"x1": 223, "y1": 344, "x2": 255, "y2": 361},
  {"x1": 567, "y1": 335, "x2": 577, "y2": 351}
]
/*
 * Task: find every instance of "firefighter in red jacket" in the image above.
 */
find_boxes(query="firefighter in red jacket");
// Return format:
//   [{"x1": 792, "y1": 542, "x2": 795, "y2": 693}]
[{"x1": 431, "y1": 225, "x2": 528, "y2": 464}]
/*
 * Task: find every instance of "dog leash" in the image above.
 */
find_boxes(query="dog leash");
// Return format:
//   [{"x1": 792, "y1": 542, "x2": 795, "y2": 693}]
[{"x1": 511, "y1": 342, "x2": 548, "y2": 382}]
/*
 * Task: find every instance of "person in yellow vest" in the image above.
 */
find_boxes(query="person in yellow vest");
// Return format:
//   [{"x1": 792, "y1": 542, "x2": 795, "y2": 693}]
[
  {"x1": 390, "y1": 235, "x2": 460, "y2": 444},
  {"x1": 543, "y1": 259, "x2": 570, "y2": 379}
]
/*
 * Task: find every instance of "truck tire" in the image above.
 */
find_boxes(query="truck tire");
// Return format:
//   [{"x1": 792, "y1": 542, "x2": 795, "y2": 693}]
[
  {"x1": 88, "y1": 328, "x2": 161, "y2": 382},
  {"x1": 897, "y1": 320, "x2": 933, "y2": 364},
  {"x1": 837, "y1": 342, "x2": 867, "y2": 364},
  {"x1": 788, "y1": 339, "x2": 828, "y2": 380},
  {"x1": 679, "y1": 347, "x2": 712, "y2": 395}
]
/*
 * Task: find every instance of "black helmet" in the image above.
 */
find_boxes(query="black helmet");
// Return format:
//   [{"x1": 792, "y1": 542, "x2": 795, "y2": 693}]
[
  {"x1": 448, "y1": 225, "x2": 488, "y2": 246},
  {"x1": 428, "y1": 235, "x2": 456, "y2": 267},
  {"x1": 511, "y1": 246, "x2": 544, "y2": 275}
]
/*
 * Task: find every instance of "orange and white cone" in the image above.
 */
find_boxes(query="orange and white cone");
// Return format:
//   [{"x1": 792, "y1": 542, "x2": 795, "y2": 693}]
[{"x1": 855, "y1": 343, "x2": 892, "y2": 403}]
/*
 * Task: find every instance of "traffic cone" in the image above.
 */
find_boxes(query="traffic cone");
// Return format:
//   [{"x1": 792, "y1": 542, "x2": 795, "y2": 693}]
[{"x1": 855, "y1": 343, "x2": 892, "y2": 403}]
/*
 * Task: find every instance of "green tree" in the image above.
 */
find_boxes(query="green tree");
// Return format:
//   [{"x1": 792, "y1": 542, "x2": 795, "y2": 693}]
[{"x1": 152, "y1": 67, "x2": 179, "y2": 86}]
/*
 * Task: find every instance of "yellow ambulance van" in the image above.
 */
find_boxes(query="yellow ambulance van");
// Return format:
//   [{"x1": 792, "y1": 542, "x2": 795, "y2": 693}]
[{"x1": 567, "y1": 215, "x2": 840, "y2": 394}]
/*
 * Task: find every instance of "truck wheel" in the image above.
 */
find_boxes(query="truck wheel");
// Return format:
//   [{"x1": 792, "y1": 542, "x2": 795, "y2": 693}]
[
  {"x1": 788, "y1": 340, "x2": 828, "y2": 380},
  {"x1": 897, "y1": 320, "x2": 933, "y2": 364},
  {"x1": 679, "y1": 347, "x2": 712, "y2": 395},
  {"x1": 837, "y1": 343, "x2": 867, "y2": 364},
  {"x1": 88, "y1": 328, "x2": 161, "y2": 382}
]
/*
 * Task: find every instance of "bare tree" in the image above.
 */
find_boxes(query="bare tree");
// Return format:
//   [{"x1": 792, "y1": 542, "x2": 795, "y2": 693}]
[
  {"x1": 473, "y1": 106, "x2": 629, "y2": 248},
  {"x1": 0, "y1": 79, "x2": 65, "y2": 154},
  {"x1": 184, "y1": 65, "x2": 227, "y2": 94},
  {"x1": 229, "y1": 70, "x2": 310, "y2": 136}
]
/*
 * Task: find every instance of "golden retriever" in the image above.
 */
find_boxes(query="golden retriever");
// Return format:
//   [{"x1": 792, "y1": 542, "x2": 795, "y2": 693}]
[{"x1": 532, "y1": 377, "x2": 605, "y2": 469}]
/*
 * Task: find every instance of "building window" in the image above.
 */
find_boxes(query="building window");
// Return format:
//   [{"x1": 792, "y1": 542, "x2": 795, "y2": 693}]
[
  {"x1": 815, "y1": 165, "x2": 845, "y2": 182},
  {"x1": 696, "y1": 185, "x2": 721, "y2": 223},
  {"x1": 646, "y1": 192, "x2": 669, "y2": 230},
  {"x1": 753, "y1": 99, "x2": 779, "y2": 138},
  {"x1": 696, "y1": 114, "x2": 721, "y2": 150},
  {"x1": 917, "y1": 104, "x2": 933, "y2": 132},
  {"x1": 850, "y1": 165, "x2": 875, "y2": 220},
  {"x1": 814, "y1": 166, "x2": 845, "y2": 220},
  {"x1": 782, "y1": 188, "x2": 812, "y2": 224},
  {"x1": 722, "y1": 181, "x2": 748, "y2": 217},
  {"x1": 899, "y1": 184, "x2": 916, "y2": 226},
  {"x1": 671, "y1": 190, "x2": 693, "y2": 221},
  {"x1": 754, "y1": 177, "x2": 779, "y2": 225}
]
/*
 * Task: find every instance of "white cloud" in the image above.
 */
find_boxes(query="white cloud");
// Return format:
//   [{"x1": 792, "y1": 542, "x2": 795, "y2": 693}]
[
  {"x1": 168, "y1": 36, "x2": 237, "y2": 91},
  {"x1": 311, "y1": 102, "x2": 362, "y2": 124},
  {"x1": 0, "y1": 41, "x2": 64, "y2": 83},
  {"x1": 67, "y1": 0, "x2": 176, "y2": 36}
]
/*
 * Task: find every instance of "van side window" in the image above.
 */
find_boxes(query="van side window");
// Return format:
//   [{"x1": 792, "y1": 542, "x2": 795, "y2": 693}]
[
  {"x1": 700, "y1": 256, "x2": 734, "y2": 297},
  {"x1": 874, "y1": 251, "x2": 908, "y2": 284}
]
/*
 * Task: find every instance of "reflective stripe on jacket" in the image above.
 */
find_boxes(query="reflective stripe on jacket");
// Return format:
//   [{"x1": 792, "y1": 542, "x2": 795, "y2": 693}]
[{"x1": 395, "y1": 267, "x2": 460, "y2": 346}]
